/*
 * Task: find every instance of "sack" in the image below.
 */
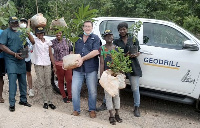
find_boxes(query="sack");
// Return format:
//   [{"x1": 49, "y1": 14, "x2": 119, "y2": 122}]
[
  {"x1": 30, "y1": 13, "x2": 47, "y2": 28},
  {"x1": 99, "y1": 70, "x2": 119, "y2": 97},
  {"x1": 50, "y1": 17, "x2": 67, "y2": 30},
  {"x1": 62, "y1": 54, "x2": 81, "y2": 70},
  {"x1": 117, "y1": 73, "x2": 126, "y2": 89}
]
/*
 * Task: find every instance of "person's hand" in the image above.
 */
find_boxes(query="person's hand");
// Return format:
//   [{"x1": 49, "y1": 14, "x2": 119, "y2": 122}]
[
  {"x1": 53, "y1": 65, "x2": 56, "y2": 73},
  {"x1": 15, "y1": 53, "x2": 23, "y2": 59},
  {"x1": 77, "y1": 57, "x2": 83, "y2": 67},
  {"x1": 129, "y1": 52, "x2": 140, "y2": 58}
]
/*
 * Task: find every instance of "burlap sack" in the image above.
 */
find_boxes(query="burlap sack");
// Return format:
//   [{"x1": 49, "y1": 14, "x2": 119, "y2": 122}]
[
  {"x1": 62, "y1": 54, "x2": 81, "y2": 70},
  {"x1": 99, "y1": 70, "x2": 119, "y2": 97},
  {"x1": 30, "y1": 13, "x2": 47, "y2": 28},
  {"x1": 50, "y1": 17, "x2": 67, "y2": 30},
  {"x1": 116, "y1": 73, "x2": 126, "y2": 89}
]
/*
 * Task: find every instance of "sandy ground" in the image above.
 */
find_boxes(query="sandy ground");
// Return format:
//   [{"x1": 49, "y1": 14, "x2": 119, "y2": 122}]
[{"x1": 1, "y1": 66, "x2": 200, "y2": 128}]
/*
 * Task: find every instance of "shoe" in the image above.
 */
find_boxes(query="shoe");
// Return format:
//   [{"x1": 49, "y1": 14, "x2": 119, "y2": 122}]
[
  {"x1": 29, "y1": 89, "x2": 34, "y2": 97},
  {"x1": 0, "y1": 98, "x2": 4, "y2": 103},
  {"x1": 109, "y1": 117, "x2": 116, "y2": 125},
  {"x1": 96, "y1": 103, "x2": 107, "y2": 112},
  {"x1": 71, "y1": 111, "x2": 80, "y2": 116},
  {"x1": 115, "y1": 114, "x2": 123, "y2": 123},
  {"x1": 63, "y1": 97, "x2": 71, "y2": 103},
  {"x1": 49, "y1": 104, "x2": 56, "y2": 109},
  {"x1": 9, "y1": 106, "x2": 15, "y2": 112},
  {"x1": 134, "y1": 106, "x2": 140, "y2": 117},
  {"x1": 89, "y1": 111, "x2": 96, "y2": 118},
  {"x1": 19, "y1": 101, "x2": 32, "y2": 107},
  {"x1": 43, "y1": 103, "x2": 48, "y2": 109}
]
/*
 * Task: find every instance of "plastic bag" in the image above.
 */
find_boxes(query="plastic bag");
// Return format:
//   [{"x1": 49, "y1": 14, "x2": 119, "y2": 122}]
[
  {"x1": 62, "y1": 54, "x2": 81, "y2": 70},
  {"x1": 99, "y1": 70, "x2": 119, "y2": 97},
  {"x1": 116, "y1": 73, "x2": 126, "y2": 89},
  {"x1": 50, "y1": 17, "x2": 67, "y2": 30},
  {"x1": 30, "y1": 13, "x2": 47, "y2": 28}
]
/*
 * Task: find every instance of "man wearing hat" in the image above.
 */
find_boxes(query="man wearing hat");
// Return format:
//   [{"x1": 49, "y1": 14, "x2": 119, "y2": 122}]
[
  {"x1": 0, "y1": 16, "x2": 31, "y2": 112},
  {"x1": 19, "y1": 18, "x2": 34, "y2": 97}
]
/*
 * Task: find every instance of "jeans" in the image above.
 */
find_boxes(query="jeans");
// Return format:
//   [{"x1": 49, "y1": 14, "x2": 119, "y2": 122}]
[
  {"x1": 127, "y1": 74, "x2": 140, "y2": 107},
  {"x1": 8, "y1": 73, "x2": 27, "y2": 106},
  {"x1": 72, "y1": 70, "x2": 97, "y2": 112}
]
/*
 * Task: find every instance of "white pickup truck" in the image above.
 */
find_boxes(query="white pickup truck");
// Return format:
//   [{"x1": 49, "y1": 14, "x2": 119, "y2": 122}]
[{"x1": 49, "y1": 17, "x2": 200, "y2": 110}]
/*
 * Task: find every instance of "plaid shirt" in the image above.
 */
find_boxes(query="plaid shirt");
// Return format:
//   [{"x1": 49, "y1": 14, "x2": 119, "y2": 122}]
[{"x1": 51, "y1": 38, "x2": 73, "y2": 61}]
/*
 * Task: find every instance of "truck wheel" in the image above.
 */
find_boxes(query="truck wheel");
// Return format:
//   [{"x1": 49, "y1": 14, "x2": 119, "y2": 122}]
[
  {"x1": 195, "y1": 96, "x2": 200, "y2": 112},
  {"x1": 51, "y1": 67, "x2": 68, "y2": 95}
]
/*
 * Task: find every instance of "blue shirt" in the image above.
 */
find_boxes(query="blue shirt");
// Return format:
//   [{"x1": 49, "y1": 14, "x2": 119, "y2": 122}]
[
  {"x1": 74, "y1": 34, "x2": 100, "y2": 73},
  {"x1": 0, "y1": 28, "x2": 26, "y2": 74},
  {"x1": 0, "y1": 29, "x2": 4, "y2": 58}
]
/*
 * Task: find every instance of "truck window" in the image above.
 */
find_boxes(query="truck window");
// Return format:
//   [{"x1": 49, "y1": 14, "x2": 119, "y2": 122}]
[
  {"x1": 99, "y1": 20, "x2": 135, "y2": 40},
  {"x1": 143, "y1": 22, "x2": 189, "y2": 50}
]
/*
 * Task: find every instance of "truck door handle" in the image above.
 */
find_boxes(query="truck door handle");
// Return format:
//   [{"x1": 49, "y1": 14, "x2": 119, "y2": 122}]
[{"x1": 140, "y1": 51, "x2": 153, "y2": 55}]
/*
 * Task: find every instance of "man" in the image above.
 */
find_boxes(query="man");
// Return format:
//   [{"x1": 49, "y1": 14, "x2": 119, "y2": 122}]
[
  {"x1": 0, "y1": 16, "x2": 31, "y2": 112},
  {"x1": 71, "y1": 21, "x2": 100, "y2": 118},
  {"x1": 0, "y1": 29, "x2": 5, "y2": 103},
  {"x1": 113, "y1": 22, "x2": 142, "y2": 117},
  {"x1": 19, "y1": 18, "x2": 34, "y2": 97}
]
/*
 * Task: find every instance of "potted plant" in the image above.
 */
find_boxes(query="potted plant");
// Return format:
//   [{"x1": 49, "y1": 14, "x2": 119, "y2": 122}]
[
  {"x1": 99, "y1": 47, "x2": 132, "y2": 97},
  {"x1": 128, "y1": 21, "x2": 143, "y2": 54},
  {"x1": 18, "y1": 27, "x2": 29, "y2": 59}
]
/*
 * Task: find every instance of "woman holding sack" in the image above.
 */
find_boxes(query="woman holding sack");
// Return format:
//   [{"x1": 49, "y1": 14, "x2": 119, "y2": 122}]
[{"x1": 51, "y1": 31, "x2": 73, "y2": 103}]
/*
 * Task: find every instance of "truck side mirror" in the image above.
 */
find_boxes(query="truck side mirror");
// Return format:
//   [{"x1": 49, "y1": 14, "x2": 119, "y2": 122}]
[{"x1": 183, "y1": 40, "x2": 199, "y2": 51}]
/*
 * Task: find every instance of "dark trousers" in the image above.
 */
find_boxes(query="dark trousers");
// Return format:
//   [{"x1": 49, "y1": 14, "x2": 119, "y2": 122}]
[{"x1": 8, "y1": 73, "x2": 27, "y2": 106}]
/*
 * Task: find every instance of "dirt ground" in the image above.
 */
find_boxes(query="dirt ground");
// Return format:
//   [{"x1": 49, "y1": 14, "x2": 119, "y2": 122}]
[{"x1": 0, "y1": 67, "x2": 200, "y2": 128}]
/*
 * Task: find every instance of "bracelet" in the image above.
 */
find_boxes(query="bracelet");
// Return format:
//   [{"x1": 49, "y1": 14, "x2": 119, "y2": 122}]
[{"x1": 14, "y1": 53, "x2": 17, "y2": 58}]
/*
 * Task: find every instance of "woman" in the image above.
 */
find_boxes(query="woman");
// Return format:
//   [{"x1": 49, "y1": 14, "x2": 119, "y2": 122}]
[
  {"x1": 51, "y1": 31, "x2": 73, "y2": 103},
  {"x1": 28, "y1": 27, "x2": 56, "y2": 109}
]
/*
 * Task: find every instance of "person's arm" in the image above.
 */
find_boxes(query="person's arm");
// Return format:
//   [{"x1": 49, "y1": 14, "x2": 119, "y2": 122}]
[
  {"x1": 49, "y1": 46, "x2": 56, "y2": 72},
  {"x1": 27, "y1": 19, "x2": 35, "y2": 45},
  {"x1": 0, "y1": 44, "x2": 22, "y2": 59},
  {"x1": 100, "y1": 55, "x2": 104, "y2": 77}
]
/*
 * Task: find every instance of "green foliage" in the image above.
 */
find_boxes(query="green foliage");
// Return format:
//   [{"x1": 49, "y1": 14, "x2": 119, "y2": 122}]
[
  {"x1": 183, "y1": 15, "x2": 200, "y2": 37},
  {"x1": 129, "y1": 21, "x2": 142, "y2": 42},
  {"x1": 107, "y1": 47, "x2": 132, "y2": 75},
  {"x1": 56, "y1": 4, "x2": 98, "y2": 52},
  {"x1": 17, "y1": 27, "x2": 29, "y2": 46},
  {"x1": 0, "y1": 1, "x2": 18, "y2": 28}
]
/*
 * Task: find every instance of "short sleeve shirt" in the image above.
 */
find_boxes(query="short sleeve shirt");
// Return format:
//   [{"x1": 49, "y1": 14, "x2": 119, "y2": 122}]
[
  {"x1": 32, "y1": 38, "x2": 52, "y2": 66},
  {"x1": 74, "y1": 34, "x2": 100, "y2": 73},
  {"x1": 0, "y1": 28, "x2": 26, "y2": 74}
]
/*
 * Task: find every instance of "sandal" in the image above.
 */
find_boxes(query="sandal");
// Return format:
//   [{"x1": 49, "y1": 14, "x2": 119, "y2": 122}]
[
  {"x1": 0, "y1": 98, "x2": 4, "y2": 103},
  {"x1": 115, "y1": 114, "x2": 122, "y2": 123},
  {"x1": 109, "y1": 117, "x2": 116, "y2": 125}
]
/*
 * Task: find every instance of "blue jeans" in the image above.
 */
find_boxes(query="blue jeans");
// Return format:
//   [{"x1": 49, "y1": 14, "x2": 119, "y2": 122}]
[
  {"x1": 8, "y1": 73, "x2": 27, "y2": 106},
  {"x1": 127, "y1": 74, "x2": 140, "y2": 107},
  {"x1": 72, "y1": 70, "x2": 98, "y2": 112}
]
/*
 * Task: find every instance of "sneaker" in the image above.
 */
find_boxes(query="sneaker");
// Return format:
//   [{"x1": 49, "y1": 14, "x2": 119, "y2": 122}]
[
  {"x1": 96, "y1": 103, "x2": 107, "y2": 112},
  {"x1": 29, "y1": 89, "x2": 34, "y2": 97}
]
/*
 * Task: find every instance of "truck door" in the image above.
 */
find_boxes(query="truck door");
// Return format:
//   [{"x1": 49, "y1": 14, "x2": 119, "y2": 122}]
[{"x1": 139, "y1": 22, "x2": 200, "y2": 94}]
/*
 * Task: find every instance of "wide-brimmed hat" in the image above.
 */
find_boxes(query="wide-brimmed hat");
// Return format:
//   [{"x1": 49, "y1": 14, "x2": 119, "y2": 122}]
[
  {"x1": 20, "y1": 18, "x2": 28, "y2": 24},
  {"x1": 9, "y1": 16, "x2": 19, "y2": 23},
  {"x1": 35, "y1": 27, "x2": 45, "y2": 33},
  {"x1": 102, "y1": 30, "x2": 113, "y2": 37}
]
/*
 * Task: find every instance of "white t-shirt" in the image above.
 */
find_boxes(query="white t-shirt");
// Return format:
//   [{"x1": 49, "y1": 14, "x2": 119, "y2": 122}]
[{"x1": 32, "y1": 37, "x2": 52, "y2": 66}]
